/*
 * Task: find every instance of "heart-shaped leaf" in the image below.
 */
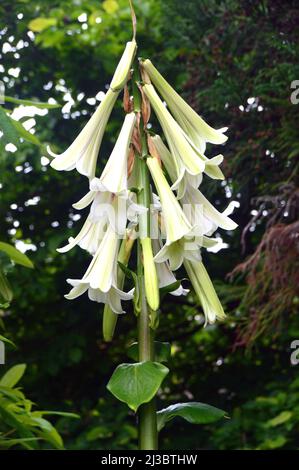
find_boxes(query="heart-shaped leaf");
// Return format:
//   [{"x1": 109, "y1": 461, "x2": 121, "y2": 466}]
[
  {"x1": 157, "y1": 402, "x2": 227, "y2": 431},
  {"x1": 107, "y1": 362, "x2": 169, "y2": 412}
]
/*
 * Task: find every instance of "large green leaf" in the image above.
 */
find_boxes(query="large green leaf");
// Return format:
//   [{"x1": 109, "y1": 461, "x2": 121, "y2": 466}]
[
  {"x1": 0, "y1": 105, "x2": 19, "y2": 145},
  {"x1": 0, "y1": 269, "x2": 13, "y2": 302},
  {"x1": 0, "y1": 364, "x2": 26, "y2": 387},
  {"x1": 128, "y1": 341, "x2": 171, "y2": 363},
  {"x1": 4, "y1": 95, "x2": 60, "y2": 109},
  {"x1": 107, "y1": 362, "x2": 169, "y2": 412},
  {"x1": 0, "y1": 242, "x2": 34, "y2": 268},
  {"x1": 157, "y1": 402, "x2": 227, "y2": 431}
]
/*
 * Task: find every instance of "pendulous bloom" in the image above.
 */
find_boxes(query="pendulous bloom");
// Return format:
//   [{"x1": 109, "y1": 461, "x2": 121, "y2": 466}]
[
  {"x1": 58, "y1": 185, "x2": 144, "y2": 254},
  {"x1": 184, "y1": 260, "x2": 226, "y2": 325},
  {"x1": 65, "y1": 225, "x2": 133, "y2": 313},
  {"x1": 143, "y1": 84, "x2": 224, "y2": 190},
  {"x1": 94, "y1": 112, "x2": 136, "y2": 195},
  {"x1": 146, "y1": 155, "x2": 193, "y2": 245},
  {"x1": 141, "y1": 59, "x2": 228, "y2": 151},
  {"x1": 48, "y1": 88, "x2": 118, "y2": 179},
  {"x1": 48, "y1": 41, "x2": 136, "y2": 179}
]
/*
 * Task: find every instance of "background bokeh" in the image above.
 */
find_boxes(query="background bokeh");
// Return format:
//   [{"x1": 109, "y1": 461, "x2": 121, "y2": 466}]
[{"x1": 0, "y1": 0, "x2": 298, "y2": 450}]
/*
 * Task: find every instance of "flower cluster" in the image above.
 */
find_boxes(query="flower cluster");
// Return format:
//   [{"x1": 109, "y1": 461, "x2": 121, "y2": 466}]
[
  {"x1": 49, "y1": 41, "x2": 138, "y2": 314},
  {"x1": 49, "y1": 44, "x2": 237, "y2": 326}
]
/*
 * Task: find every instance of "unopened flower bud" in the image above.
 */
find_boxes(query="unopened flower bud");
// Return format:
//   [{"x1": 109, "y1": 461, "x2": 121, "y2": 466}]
[
  {"x1": 141, "y1": 237, "x2": 159, "y2": 311},
  {"x1": 110, "y1": 40, "x2": 137, "y2": 91}
]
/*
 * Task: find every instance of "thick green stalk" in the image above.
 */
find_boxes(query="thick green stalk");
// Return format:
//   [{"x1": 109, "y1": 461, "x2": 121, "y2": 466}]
[
  {"x1": 136, "y1": 162, "x2": 158, "y2": 450},
  {"x1": 137, "y1": 263, "x2": 157, "y2": 450},
  {"x1": 133, "y1": 66, "x2": 158, "y2": 450}
]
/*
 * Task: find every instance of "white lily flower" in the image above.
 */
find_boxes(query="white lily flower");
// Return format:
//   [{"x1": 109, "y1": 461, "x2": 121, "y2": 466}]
[
  {"x1": 154, "y1": 238, "x2": 201, "y2": 271},
  {"x1": 184, "y1": 260, "x2": 226, "y2": 325},
  {"x1": 143, "y1": 84, "x2": 224, "y2": 187},
  {"x1": 49, "y1": 88, "x2": 118, "y2": 179},
  {"x1": 59, "y1": 187, "x2": 145, "y2": 254},
  {"x1": 66, "y1": 224, "x2": 119, "y2": 292},
  {"x1": 65, "y1": 225, "x2": 133, "y2": 313},
  {"x1": 141, "y1": 59, "x2": 228, "y2": 148},
  {"x1": 150, "y1": 135, "x2": 202, "y2": 199},
  {"x1": 143, "y1": 84, "x2": 203, "y2": 178},
  {"x1": 94, "y1": 112, "x2": 136, "y2": 195},
  {"x1": 154, "y1": 233, "x2": 220, "y2": 271},
  {"x1": 181, "y1": 184, "x2": 238, "y2": 235},
  {"x1": 49, "y1": 41, "x2": 136, "y2": 179},
  {"x1": 146, "y1": 156, "x2": 193, "y2": 245},
  {"x1": 66, "y1": 282, "x2": 133, "y2": 314},
  {"x1": 58, "y1": 191, "x2": 113, "y2": 254},
  {"x1": 57, "y1": 217, "x2": 107, "y2": 255}
]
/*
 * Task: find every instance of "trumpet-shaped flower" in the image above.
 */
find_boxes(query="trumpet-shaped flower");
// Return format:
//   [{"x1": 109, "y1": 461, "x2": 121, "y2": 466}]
[
  {"x1": 184, "y1": 260, "x2": 226, "y2": 325},
  {"x1": 58, "y1": 184, "x2": 145, "y2": 254},
  {"x1": 66, "y1": 281, "x2": 133, "y2": 314},
  {"x1": 49, "y1": 41, "x2": 136, "y2": 179},
  {"x1": 103, "y1": 228, "x2": 136, "y2": 341},
  {"x1": 141, "y1": 59, "x2": 228, "y2": 150},
  {"x1": 49, "y1": 88, "x2": 118, "y2": 179},
  {"x1": 65, "y1": 225, "x2": 133, "y2": 313},
  {"x1": 146, "y1": 156, "x2": 193, "y2": 245},
  {"x1": 67, "y1": 225, "x2": 119, "y2": 292},
  {"x1": 94, "y1": 112, "x2": 136, "y2": 195},
  {"x1": 57, "y1": 217, "x2": 107, "y2": 255},
  {"x1": 150, "y1": 135, "x2": 203, "y2": 198},
  {"x1": 181, "y1": 184, "x2": 238, "y2": 236},
  {"x1": 154, "y1": 235, "x2": 220, "y2": 271},
  {"x1": 143, "y1": 84, "x2": 224, "y2": 189}
]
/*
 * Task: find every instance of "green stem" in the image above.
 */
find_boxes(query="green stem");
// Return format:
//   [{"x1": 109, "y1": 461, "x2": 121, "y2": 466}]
[
  {"x1": 134, "y1": 63, "x2": 158, "y2": 450},
  {"x1": 137, "y1": 240, "x2": 158, "y2": 450}
]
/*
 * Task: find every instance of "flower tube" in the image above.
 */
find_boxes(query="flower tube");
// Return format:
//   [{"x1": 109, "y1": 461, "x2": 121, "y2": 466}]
[
  {"x1": 184, "y1": 260, "x2": 226, "y2": 325},
  {"x1": 49, "y1": 41, "x2": 137, "y2": 179},
  {"x1": 65, "y1": 225, "x2": 133, "y2": 313},
  {"x1": 146, "y1": 155, "x2": 193, "y2": 245},
  {"x1": 49, "y1": 88, "x2": 118, "y2": 179},
  {"x1": 95, "y1": 112, "x2": 136, "y2": 195},
  {"x1": 141, "y1": 59, "x2": 228, "y2": 148}
]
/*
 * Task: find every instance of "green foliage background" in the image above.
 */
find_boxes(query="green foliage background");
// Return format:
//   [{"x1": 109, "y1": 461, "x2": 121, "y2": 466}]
[{"x1": 0, "y1": 0, "x2": 298, "y2": 449}]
